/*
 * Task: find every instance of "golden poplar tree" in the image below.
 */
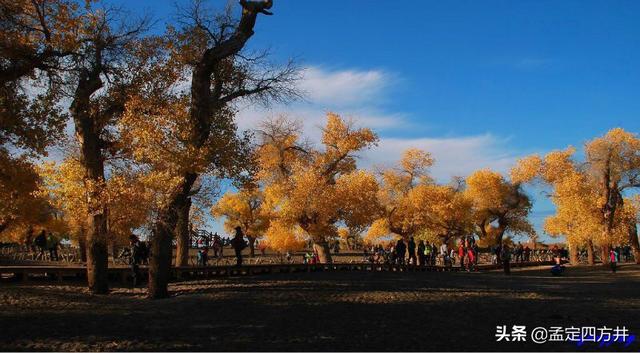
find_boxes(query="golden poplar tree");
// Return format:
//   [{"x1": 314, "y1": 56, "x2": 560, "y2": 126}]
[
  {"x1": 464, "y1": 169, "x2": 534, "y2": 247},
  {"x1": 513, "y1": 128, "x2": 640, "y2": 264},
  {"x1": 211, "y1": 184, "x2": 270, "y2": 257},
  {"x1": 257, "y1": 114, "x2": 378, "y2": 263}
]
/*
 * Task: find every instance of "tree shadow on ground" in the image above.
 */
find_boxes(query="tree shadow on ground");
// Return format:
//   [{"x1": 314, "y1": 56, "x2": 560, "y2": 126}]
[{"x1": 1, "y1": 265, "x2": 639, "y2": 351}]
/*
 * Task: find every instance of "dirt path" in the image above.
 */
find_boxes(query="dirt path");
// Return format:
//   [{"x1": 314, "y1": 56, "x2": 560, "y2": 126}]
[{"x1": 1, "y1": 264, "x2": 639, "y2": 351}]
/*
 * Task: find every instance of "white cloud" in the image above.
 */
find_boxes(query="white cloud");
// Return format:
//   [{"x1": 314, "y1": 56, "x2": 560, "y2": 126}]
[
  {"x1": 298, "y1": 67, "x2": 392, "y2": 107},
  {"x1": 360, "y1": 134, "x2": 520, "y2": 182},
  {"x1": 235, "y1": 66, "x2": 524, "y2": 182},
  {"x1": 234, "y1": 65, "x2": 408, "y2": 141}
]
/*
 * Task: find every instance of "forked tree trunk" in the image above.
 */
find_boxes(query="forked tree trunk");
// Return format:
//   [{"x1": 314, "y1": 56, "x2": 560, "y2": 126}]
[
  {"x1": 148, "y1": 0, "x2": 274, "y2": 298},
  {"x1": 587, "y1": 240, "x2": 595, "y2": 265},
  {"x1": 174, "y1": 197, "x2": 192, "y2": 267},
  {"x1": 313, "y1": 241, "x2": 332, "y2": 264},
  {"x1": 628, "y1": 222, "x2": 640, "y2": 264},
  {"x1": 71, "y1": 68, "x2": 109, "y2": 294},
  {"x1": 148, "y1": 174, "x2": 196, "y2": 299}
]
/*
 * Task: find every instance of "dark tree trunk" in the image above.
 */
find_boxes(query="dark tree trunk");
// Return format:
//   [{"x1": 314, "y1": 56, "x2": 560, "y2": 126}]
[
  {"x1": 148, "y1": 209, "x2": 175, "y2": 299},
  {"x1": 495, "y1": 226, "x2": 506, "y2": 248},
  {"x1": 587, "y1": 240, "x2": 595, "y2": 265},
  {"x1": 148, "y1": 174, "x2": 196, "y2": 299},
  {"x1": 70, "y1": 67, "x2": 109, "y2": 294},
  {"x1": 85, "y1": 212, "x2": 109, "y2": 293},
  {"x1": 628, "y1": 222, "x2": 640, "y2": 264},
  {"x1": 174, "y1": 197, "x2": 192, "y2": 267},
  {"x1": 147, "y1": 0, "x2": 274, "y2": 298},
  {"x1": 248, "y1": 236, "x2": 256, "y2": 258},
  {"x1": 313, "y1": 241, "x2": 332, "y2": 264}
]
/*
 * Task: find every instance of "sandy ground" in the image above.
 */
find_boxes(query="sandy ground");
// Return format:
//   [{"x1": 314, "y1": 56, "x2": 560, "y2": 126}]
[{"x1": 1, "y1": 264, "x2": 639, "y2": 351}]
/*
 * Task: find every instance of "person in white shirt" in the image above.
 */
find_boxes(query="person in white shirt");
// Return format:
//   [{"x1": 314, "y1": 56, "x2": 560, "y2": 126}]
[{"x1": 440, "y1": 243, "x2": 448, "y2": 256}]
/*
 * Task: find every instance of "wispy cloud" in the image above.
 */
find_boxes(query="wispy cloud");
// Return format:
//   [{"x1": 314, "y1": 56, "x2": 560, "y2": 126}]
[
  {"x1": 235, "y1": 66, "x2": 410, "y2": 140},
  {"x1": 360, "y1": 134, "x2": 520, "y2": 182},
  {"x1": 226, "y1": 66, "x2": 536, "y2": 234},
  {"x1": 298, "y1": 67, "x2": 394, "y2": 107},
  {"x1": 236, "y1": 65, "x2": 525, "y2": 181}
]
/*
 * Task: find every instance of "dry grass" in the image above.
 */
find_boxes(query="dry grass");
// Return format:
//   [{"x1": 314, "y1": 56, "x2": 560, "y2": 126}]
[{"x1": 1, "y1": 264, "x2": 639, "y2": 351}]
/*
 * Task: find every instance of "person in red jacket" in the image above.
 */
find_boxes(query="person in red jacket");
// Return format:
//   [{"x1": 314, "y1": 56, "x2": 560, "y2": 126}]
[
  {"x1": 458, "y1": 240, "x2": 466, "y2": 269},
  {"x1": 467, "y1": 245, "x2": 476, "y2": 271}
]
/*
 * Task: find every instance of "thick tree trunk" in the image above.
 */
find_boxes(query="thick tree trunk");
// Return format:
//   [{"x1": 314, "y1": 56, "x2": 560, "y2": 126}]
[
  {"x1": 248, "y1": 236, "x2": 256, "y2": 258},
  {"x1": 628, "y1": 223, "x2": 640, "y2": 264},
  {"x1": 148, "y1": 0, "x2": 272, "y2": 298},
  {"x1": 71, "y1": 66, "x2": 109, "y2": 294},
  {"x1": 313, "y1": 241, "x2": 332, "y2": 264},
  {"x1": 587, "y1": 240, "x2": 595, "y2": 265},
  {"x1": 569, "y1": 243, "x2": 579, "y2": 265},
  {"x1": 86, "y1": 212, "x2": 109, "y2": 294},
  {"x1": 148, "y1": 174, "x2": 196, "y2": 299},
  {"x1": 148, "y1": 209, "x2": 175, "y2": 299},
  {"x1": 495, "y1": 228, "x2": 506, "y2": 248},
  {"x1": 174, "y1": 197, "x2": 192, "y2": 267},
  {"x1": 601, "y1": 244, "x2": 610, "y2": 265}
]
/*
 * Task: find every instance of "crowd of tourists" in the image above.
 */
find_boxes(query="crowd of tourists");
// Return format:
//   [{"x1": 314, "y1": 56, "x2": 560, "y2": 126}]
[
  {"x1": 195, "y1": 227, "x2": 249, "y2": 267},
  {"x1": 363, "y1": 236, "x2": 484, "y2": 271},
  {"x1": 9, "y1": 227, "x2": 65, "y2": 261}
]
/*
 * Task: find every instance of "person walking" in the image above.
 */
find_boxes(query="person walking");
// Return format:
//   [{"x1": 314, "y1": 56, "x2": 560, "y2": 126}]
[
  {"x1": 34, "y1": 230, "x2": 46, "y2": 260},
  {"x1": 449, "y1": 248, "x2": 456, "y2": 266},
  {"x1": 46, "y1": 232, "x2": 59, "y2": 261},
  {"x1": 467, "y1": 244, "x2": 476, "y2": 271},
  {"x1": 458, "y1": 240, "x2": 466, "y2": 269},
  {"x1": 610, "y1": 247, "x2": 619, "y2": 273},
  {"x1": 129, "y1": 234, "x2": 141, "y2": 287},
  {"x1": 417, "y1": 240, "x2": 426, "y2": 266},
  {"x1": 424, "y1": 241, "x2": 432, "y2": 266},
  {"x1": 430, "y1": 243, "x2": 438, "y2": 265},
  {"x1": 501, "y1": 244, "x2": 512, "y2": 275},
  {"x1": 230, "y1": 227, "x2": 247, "y2": 266},
  {"x1": 439, "y1": 242, "x2": 448, "y2": 260},
  {"x1": 407, "y1": 237, "x2": 416, "y2": 265},
  {"x1": 395, "y1": 238, "x2": 406, "y2": 265}
]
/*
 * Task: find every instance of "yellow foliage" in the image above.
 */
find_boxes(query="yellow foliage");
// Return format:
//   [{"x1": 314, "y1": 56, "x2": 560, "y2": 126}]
[
  {"x1": 516, "y1": 129, "x2": 640, "y2": 249},
  {"x1": 258, "y1": 113, "x2": 379, "y2": 249},
  {"x1": 365, "y1": 218, "x2": 392, "y2": 244},
  {"x1": 38, "y1": 157, "x2": 162, "y2": 246},
  {"x1": 0, "y1": 150, "x2": 51, "y2": 242},
  {"x1": 263, "y1": 220, "x2": 307, "y2": 252},
  {"x1": 211, "y1": 186, "x2": 270, "y2": 241},
  {"x1": 465, "y1": 169, "x2": 534, "y2": 242}
]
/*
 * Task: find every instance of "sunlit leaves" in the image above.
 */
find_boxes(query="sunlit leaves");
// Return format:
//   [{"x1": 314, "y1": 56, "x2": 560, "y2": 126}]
[{"x1": 257, "y1": 113, "x2": 378, "y2": 249}]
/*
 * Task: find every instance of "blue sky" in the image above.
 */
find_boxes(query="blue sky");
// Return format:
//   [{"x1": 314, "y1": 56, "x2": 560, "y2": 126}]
[{"x1": 106, "y1": 0, "x2": 640, "y2": 241}]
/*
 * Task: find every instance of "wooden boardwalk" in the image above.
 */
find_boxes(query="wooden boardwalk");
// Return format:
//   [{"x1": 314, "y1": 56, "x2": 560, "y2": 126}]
[{"x1": 0, "y1": 261, "x2": 554, "y2": 283}]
